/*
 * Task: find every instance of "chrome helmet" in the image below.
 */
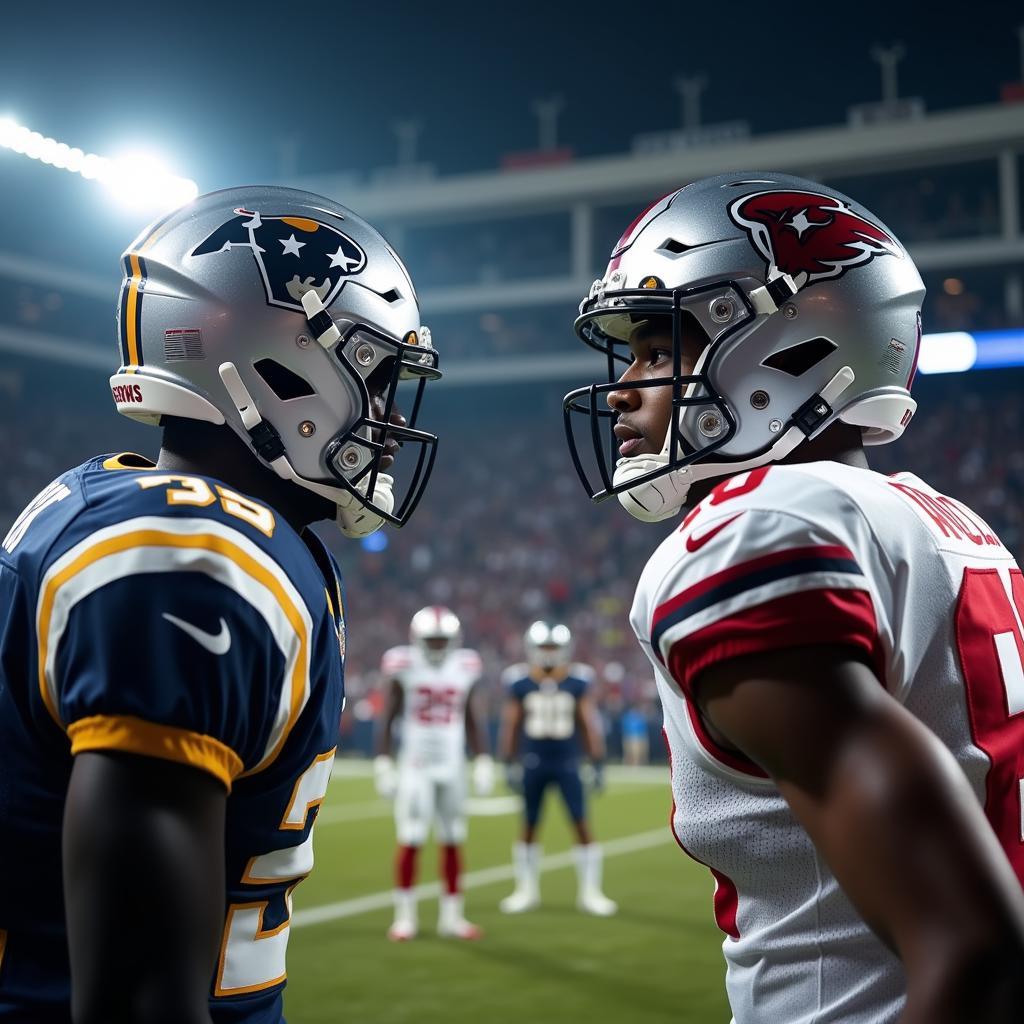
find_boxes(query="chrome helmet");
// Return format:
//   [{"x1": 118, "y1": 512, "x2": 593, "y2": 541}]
[
  {"x1": 524, "y1": 621, "x2": 573, "y2": 671},
  {"x1": 110, "y1": 185, "x2": 441, "y2": 537},
  {"x1": 563, "y1": 172, "x2": 925, "y2": 522},
  {"x1": 410, "y1": 606, "x2": 462, "y2": 666}
]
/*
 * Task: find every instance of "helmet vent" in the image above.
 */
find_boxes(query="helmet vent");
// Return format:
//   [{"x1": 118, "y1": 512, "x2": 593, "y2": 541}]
[
  {"x1": 762, "y1": 337, "x2": 837, "y2": 377},
  {"x1": 659, "y1": 238, "x2": 692, "y2": 256},
  {"x1": 372, "y1": 286, "x2": 402, "y2": 303},
  {"x1": 253, "y1": 359, "x2": 316, "y2": 400}
]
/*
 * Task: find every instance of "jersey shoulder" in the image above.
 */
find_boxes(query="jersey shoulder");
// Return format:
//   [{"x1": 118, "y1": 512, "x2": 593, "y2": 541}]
[
  {"x1": 382, "y1": 644, "x2": 416, "y2": 677},
  {"x1": 568, "y1": 662, "x2": 595, "y2": 686},
  {"x1": 451, "y1": 647, "x2": 483, "y2": 679},
  {"x1": 11, "y1": 457, "x2": 339, "y2": 787},
  {"x1": 635, "y1": 464, "x2": 887, "y2": 699},
  {"x1": 501, "y1": 663, "x2": 532, "y2": 688}
]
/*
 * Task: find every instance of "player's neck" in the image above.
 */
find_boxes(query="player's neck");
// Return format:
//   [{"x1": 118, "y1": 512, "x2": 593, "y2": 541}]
[{"x1": 156, "y1": 418, "x2": 334, "y2": 533}]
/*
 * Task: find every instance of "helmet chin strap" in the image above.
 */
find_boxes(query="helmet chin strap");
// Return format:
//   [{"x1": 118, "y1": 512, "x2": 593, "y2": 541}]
[
  {"x1": 616, "y1": 365, "x2": 856, "y2": 523},
  {"x1": 217, "y1": 361, "x2": 393, "y2": 538}
]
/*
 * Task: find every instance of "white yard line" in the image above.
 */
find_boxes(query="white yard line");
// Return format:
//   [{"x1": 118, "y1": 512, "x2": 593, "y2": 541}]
[
  {"x1": 329, "y1": 759, "x2": 669, "y2": 786},
  {"x1": 292, "y1": 827, "x2": 672, "y2": 929}
]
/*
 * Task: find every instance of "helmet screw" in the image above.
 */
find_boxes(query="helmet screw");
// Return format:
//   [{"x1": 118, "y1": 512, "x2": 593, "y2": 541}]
[
  {"x1": 355, "y1": 344, "x2": 376, "y2": 366},
  {"x1": 782, "y1": 303, "x2": 798, "y2": 319},
  {"x1": 769, "y1": 418, "x2": 784, "y2": 433},
  {"x1": 750, "y1": 390, "x2": 770, "y2": 410},
  {"x1": 341, "y1": 446, "x2": 361, "y2": 468},
  {"x1": 298, "y1": 420, "x2": 316, "y2": 437},
  {"x1": 710, "y1": 297, "x2": 735, "y2": 323},
  {"x1": 697, "y1": 411, "x2": 723, "y2": 438},
  {"x1": 296, "y1": 333, "x2": 311, "y2": 348}
]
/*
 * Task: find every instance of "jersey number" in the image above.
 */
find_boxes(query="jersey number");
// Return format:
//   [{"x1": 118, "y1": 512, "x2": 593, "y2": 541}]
[
  {"x1": 137, "y1": 475, "x2": 275, "y2": 537},
  {"x1": 214, "y1": 749, "x2": 335, "y2": 996},
  {"x1": 955, "y1": 568, "x2": 1024, "y2": 881},
  {"x1": 414, "y1": 686, "x2": 460, "y2": 724},
  {"x1": 523, "y1": 690, "x2": 576, "y2": 740}
]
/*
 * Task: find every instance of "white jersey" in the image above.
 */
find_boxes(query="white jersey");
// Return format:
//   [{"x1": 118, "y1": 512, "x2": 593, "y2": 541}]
[
  {"x1": 631, "y1": 461, "x2": 1024, "y2": 1024},
  {"x1": 381, "y1": 644, "x2": 482, "y2": 776}
]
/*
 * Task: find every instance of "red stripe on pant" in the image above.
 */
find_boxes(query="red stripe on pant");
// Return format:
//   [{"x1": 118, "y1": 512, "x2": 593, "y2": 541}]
[
  {"x1": 396, "y1": 845, "x2": 419, "y2": 889},
  {"x1": 442, "y1": 844, "x2": 461, "y2": 895}
]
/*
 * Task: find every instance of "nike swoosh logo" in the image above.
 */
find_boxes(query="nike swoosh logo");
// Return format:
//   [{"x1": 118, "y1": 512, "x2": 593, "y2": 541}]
[
  {"x1": 685, "y1": 513, "x2": 744, "y2": 553},
  {"x1": 162, "y1": 612, "x2": 232, "y2": 655}
]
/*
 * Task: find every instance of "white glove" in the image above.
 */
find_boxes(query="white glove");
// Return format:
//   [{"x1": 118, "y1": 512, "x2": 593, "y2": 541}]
[
  {"x1": 336, "y1": 473, "x2": 395, "y2": 539},
  {"x1": 374, "y1": 754, "x2": 397, "y2": 798},
  {"x1": 472, "y1": 754, "x2": 495, "y2": 796}
]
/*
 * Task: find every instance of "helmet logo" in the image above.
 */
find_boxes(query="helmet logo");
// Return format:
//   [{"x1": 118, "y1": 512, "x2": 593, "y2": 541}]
[
  {"x1": 191, "y1": 208, "x2": 367, "y2": 312},
  {"x1": 728, "y1": 190, "x2": 900, "y2": 290}
]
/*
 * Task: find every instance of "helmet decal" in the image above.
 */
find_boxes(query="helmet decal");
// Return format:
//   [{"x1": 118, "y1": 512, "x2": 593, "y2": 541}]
[
  {"x1": 728, "y1": 190, "x2": 901, "y2": 289},
  {"x1": 191, "y1": 208, "x2": 367, "y2": 312}
]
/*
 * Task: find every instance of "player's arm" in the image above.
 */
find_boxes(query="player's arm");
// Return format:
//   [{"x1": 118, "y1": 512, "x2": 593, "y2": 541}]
[
  {"x1": 575, "y1": 692, "x2": 606, "y2": 762},
  {"x1": 465, "y1": 681, "x2": 489, "y2": 757},
  {"x1": 694, "y1": 647, "x2": 1024, "y2": 1024},
  {"x1": 465, "y1": 681, "x2": 495, "y2": 794},
  {"x1": 373, "y1": 678, "x2": 403, "y2": 797},
  {"x1": 64, "y1": 753, "x2": 225, "y2": 1024},
  {"x1": 497, "y1": 694, "x2": 524, "y2": 762},
  {"x1": 375, "y1": 679, "x2": 404, "y2": 757}
]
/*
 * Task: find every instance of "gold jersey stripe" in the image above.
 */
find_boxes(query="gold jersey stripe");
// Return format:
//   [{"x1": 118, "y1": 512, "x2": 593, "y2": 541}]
[{"x1": 68, "y1": 714, "x2": 243, "y2": 791}]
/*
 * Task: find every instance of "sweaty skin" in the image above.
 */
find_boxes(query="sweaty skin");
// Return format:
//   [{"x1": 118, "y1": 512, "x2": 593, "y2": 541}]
[{"x1": 613, "y1": 316, "x2": 1024, "y2": 1022}]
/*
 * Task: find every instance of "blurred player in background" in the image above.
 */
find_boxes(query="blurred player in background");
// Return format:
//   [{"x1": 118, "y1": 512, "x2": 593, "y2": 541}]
[
  {"x1": 0, "y1": 187, "x2": 442, "y2": 1022},
  {"x1": 620, "y1": 701, "x2": 651, "y2": 766},
  {"x1": 375, "y1": 605, "x2": 494, "y2": 941},
  {"x1": 498, "y1": 621, "x2": 617, "y2": 916},
  {"x1": 562, "y1": 171, "x2": 1024, "y2": 1022}
]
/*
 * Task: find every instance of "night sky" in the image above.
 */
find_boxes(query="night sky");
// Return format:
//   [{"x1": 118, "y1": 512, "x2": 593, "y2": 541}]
[{"x1": 1, "y1": 0, "x2": 1020, "y2": 192}]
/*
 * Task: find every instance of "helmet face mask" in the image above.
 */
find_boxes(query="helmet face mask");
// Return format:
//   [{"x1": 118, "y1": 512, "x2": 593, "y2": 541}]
[
  {"x1": 562, "y1": 172, "x2": 925, "y2": 522},
  {"x1": 322, "y1": 322, "x2": 440, "y2": 527},
  {"x1": 564, "y1": 281, "x2": 754, "y2": 504},
  {"x1": 109, "y1": 185, "x2": 442, "y2": 536}
]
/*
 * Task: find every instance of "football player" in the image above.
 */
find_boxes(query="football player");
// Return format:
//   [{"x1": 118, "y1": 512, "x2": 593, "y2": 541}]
[
  {"x1": 375, "y1": 605, "x2": 494, "y2": 941},
  {"x1": 498, "y1": 621, "x2": 617, "y2": 916},
  {"x1": 562, "y1": 172, "x2": 1024, "y2": 1022},
  {"x1": 0, "y1": 187, "x2": 441, "y2": 1023}
]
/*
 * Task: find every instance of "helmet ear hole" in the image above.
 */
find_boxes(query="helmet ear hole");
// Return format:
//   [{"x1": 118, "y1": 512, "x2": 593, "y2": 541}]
[
  {"x1": 253, "y1": 359, "x2": 316, "y2": 400},
  {"x1": 761, "y1": 337, "x2": 837, "y2": 377}
]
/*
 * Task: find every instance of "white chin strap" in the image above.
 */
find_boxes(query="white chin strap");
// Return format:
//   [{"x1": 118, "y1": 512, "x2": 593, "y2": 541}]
[
  {"x1": 616, "y1": 366, "x2": 856, "y2": 524},
  {"x1": 218, "y1": 361, "x2": 393, "y2": 539}
]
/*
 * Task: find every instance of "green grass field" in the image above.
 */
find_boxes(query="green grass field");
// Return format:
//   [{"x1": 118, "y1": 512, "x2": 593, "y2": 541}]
[{"x1": 285, "y1": 762, "x2": 730, "y2": 1023}]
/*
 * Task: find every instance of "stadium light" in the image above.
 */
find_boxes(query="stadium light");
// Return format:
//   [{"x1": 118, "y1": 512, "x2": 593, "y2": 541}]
[
  {"x1": 0, "y1": 117, "x2": 198, "y2": 212},
  {"x1": 917, "y1": 331, "x2": 978, "y2": 374}
]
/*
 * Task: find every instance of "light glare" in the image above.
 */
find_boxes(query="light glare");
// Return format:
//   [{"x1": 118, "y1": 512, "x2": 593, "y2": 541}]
[{"x1": 0, "y1": 117, "x2": 198, "y2": 212}]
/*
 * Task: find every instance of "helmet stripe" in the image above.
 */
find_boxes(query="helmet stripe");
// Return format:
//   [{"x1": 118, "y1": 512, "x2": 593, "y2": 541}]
[{"x1": 121, "y1": 253, "x2": 147, "y2": 375}]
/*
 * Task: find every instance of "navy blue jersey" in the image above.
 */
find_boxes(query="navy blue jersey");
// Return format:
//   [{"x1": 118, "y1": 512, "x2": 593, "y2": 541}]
[
  {"x1": 0, "y1": 454, "x2": 346, "y2": 1023},
  {"x1": 505, "y1": 664, "x2": 591, "y2": 767}
]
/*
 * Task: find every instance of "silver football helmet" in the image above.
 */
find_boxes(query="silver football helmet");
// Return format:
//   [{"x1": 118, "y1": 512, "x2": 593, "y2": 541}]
[
  {"x1": 524, "y1": 621, "x2": 573, "y2": 671},
  {"x1": 110, "y1": 185, "x2": 441, "y2": 537},
  {"x1": 410, "y1": 606, "x2": 461, "y2": 666},
  {"x1": 563, "y1": 172, "x2": 925, "y2": 522}
]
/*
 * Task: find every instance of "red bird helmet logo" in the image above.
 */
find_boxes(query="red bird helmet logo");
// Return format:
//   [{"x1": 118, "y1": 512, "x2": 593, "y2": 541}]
[{"x1": 729, "y1": 190, "x2": 901, "y2": 290}]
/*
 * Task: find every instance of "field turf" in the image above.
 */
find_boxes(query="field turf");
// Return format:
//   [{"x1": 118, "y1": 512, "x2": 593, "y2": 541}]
[{"x1": 285, "y1": 762, "x2": 730, "y2": 1023}]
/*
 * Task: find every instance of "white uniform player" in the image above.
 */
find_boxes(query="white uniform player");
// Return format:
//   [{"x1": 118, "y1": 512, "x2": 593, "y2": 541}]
[
  {"x1": 375, "y1": 606, "x2": 493, "y2": 941},
  {"x1": 633, "y1": 462, "x2": 1024, "y2": 1023},
  {"x1": 561, "y1": 173, "x2": 1024, "y2": 1022}
]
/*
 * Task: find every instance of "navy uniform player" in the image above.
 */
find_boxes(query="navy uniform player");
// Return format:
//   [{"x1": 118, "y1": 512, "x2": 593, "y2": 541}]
[
  {"x1": 498, "y1": 622, "x2": 617, "y2": 916},
  {"x1": 0, "y1": 187, "x2": 441, "y2": 1023}
]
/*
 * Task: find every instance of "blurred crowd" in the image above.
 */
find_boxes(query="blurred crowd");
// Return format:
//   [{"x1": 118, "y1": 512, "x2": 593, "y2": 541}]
[{"x1": 2, "y1": 365, "x2": 1022, "y2": 760}]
